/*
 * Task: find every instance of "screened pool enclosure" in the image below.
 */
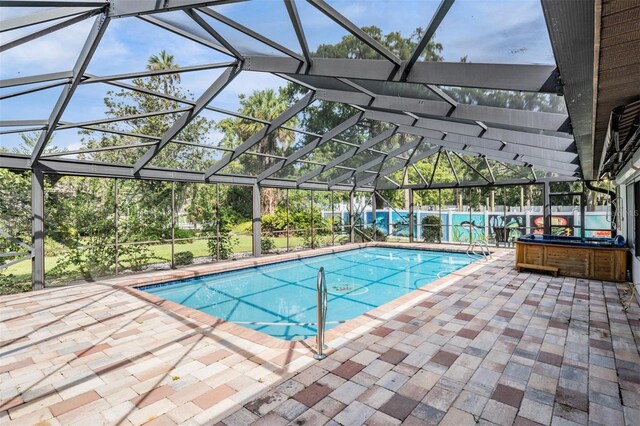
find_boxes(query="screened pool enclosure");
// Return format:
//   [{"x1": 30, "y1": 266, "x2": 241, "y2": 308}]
[{"x1": 1, "y1": 0, "x2": 603, "y2": 292}]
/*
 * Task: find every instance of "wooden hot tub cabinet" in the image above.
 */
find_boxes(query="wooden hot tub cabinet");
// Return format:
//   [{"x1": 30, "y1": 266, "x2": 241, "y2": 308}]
[{"x1": 515, "y1": 241, "x2": 627, "y2": 282}]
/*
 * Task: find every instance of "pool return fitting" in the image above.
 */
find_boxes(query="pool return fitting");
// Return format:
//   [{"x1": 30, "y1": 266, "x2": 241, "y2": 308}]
[{"x1": 315, "y1": 267, "x2": 328, "y2": 360}]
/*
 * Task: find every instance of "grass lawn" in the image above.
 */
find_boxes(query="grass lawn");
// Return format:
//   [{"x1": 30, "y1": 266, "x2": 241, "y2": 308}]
[{"x1": 3, "y1": 234, "x2": 309, "y2": 286}]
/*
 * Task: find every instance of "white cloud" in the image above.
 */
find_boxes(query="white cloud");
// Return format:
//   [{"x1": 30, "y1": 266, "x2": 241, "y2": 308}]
[
  {"x1": 0, "y1": 16, "x2": 131, "y2": 80},
  {"x1": 0, "y1": 17, "x2": 94, "y2": 78}
]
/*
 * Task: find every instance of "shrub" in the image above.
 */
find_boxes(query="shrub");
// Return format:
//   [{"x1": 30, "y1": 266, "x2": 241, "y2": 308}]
[
  {"x1": 232, "y1": 220, "x2": 252, "y2": 234},
  {"x1": 173, "y1": 228, "x2": 195, "y2": 243},
  {"x1": 422, "y1": 215, "x2": 443, "y2": 242},
  {"x1": 207, "y1": 223, "x2": 238, "y2": 260},
  {"x1": 51, "y1": 236, "x2": 155, "y2": 278},
  {"x1": 0, "y1": 273, "x2": 30, "y2": 295},
  {"x1": 260, "y1": 215, "x2": 279, "y2": 236},
  {"x1": 223, "y1": 186, "x2": 252, "y2": 221},
  {"x1": 262, "y1": 208, "x2": 329, "y2": 238},
  {"x1": 261, "y1": 210, "x2": 289, "y2": 236},
  {"x1": 174, "y1": 251, "x2": 194, "y2": 266},
  {"x1": 121, "y1": 244, "x2": 155, "y2": 271},
  {"x1": 261, "y1": 237, "x2": 275, "y2": 253},
  {"x1": 302, "y1": 230, "x2": 319, "y2": 248}
]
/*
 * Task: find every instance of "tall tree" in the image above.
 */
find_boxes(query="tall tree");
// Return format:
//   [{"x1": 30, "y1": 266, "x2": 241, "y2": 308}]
[
  {"x1": 313, "y1": 26, "x2": 443, "y2": 61},
  {"x1": 14, "y1": 133, "x2": 61, "y2": 155},
  {"x1": 147, "y1": 50, "x2": 181, "y2": 94},
  {"x1": 288, "y1": 26, "x2": 444, "y2": 204},
  {"x1": 80, "y1": 52, "x2": 213, "y2": 170},
  {"x1": 217, "y1": 88, "x2": 299, "y2": 214}
]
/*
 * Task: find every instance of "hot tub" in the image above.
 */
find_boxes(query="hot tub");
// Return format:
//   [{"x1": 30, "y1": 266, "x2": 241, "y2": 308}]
[{"x1": 515, "y1": 234, "x2": 627, "y2": 281}]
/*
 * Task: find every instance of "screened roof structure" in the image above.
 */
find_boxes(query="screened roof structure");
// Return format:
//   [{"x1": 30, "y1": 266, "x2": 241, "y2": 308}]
[{"x1": 0, "y1": 0, "x2": 593, "y2": 191}]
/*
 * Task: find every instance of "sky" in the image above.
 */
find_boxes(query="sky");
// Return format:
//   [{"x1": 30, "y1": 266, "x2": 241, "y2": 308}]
[{"x1": 0, "y1": 0, "x2": 556, "y2": 153}]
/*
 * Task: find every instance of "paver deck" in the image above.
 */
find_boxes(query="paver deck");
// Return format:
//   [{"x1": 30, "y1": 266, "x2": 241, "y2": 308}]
[{"x1": 1, "y1": 244, "x2": 638, "y2": 425}]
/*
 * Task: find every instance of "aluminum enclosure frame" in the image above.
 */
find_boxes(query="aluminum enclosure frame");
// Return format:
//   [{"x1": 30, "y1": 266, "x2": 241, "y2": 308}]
[{"x1": 0, "y1": 0, "x2": 585, "y2": 192}]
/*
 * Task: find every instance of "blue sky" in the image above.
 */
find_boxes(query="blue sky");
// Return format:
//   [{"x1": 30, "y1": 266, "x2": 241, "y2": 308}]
[{"x1": 0, "y1": 0, "x2": 555, "y2": 152}]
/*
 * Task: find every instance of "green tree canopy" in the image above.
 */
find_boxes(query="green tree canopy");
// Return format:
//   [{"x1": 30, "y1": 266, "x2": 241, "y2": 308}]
[
  {"x1": 314, "y1": 26, "x2": 443, "y2": 61},
  {"x1": 80, "y1": 51, "x2": 213, "y2": 170},
  {"x1": 217, "y1": 88, "x2": 299, "y2": 175}
]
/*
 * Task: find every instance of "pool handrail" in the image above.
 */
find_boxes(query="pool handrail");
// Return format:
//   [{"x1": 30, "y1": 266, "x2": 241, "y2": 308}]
[
  {"x1": 314, "y1": 267, "x2": 328, "y2": 360},
  {"x1": 466, "y1": 237, "x2": 491, "y2": 261}
]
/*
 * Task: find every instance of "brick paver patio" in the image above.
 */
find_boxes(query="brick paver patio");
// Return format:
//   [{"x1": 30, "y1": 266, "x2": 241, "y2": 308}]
[{"x1": 1, "y1": 244, "x2": 638, "y2": 425}]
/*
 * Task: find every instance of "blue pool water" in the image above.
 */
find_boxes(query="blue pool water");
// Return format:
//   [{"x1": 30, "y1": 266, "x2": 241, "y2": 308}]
[{"x1": 139, "y1": 247, "x2": 473, "y2": 340}]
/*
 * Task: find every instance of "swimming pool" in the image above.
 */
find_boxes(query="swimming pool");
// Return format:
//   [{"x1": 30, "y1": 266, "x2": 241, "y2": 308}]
[{"x1": 139, "y1": 247, "x2": 474, "y2": 340}]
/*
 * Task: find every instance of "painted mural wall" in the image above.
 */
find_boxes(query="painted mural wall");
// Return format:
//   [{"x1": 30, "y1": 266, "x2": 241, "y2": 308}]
[{"x1": 327, "y1": 209, "x2": 613, "y2": 242}]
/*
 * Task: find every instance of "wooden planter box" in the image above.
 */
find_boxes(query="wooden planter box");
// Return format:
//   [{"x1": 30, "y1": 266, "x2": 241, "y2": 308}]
[{"x1": 515, "y1": 241, "x2": 627, "y2": 282}]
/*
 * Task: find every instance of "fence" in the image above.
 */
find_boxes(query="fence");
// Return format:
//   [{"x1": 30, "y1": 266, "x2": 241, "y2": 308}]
[{"x1": 324, "y1": 207, "x2": 613, "y2": 244}]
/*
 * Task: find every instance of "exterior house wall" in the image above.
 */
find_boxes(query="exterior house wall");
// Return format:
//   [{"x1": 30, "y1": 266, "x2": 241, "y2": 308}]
[{"x1": 615, "y1": 148, "x2": 640, "y2": 284}]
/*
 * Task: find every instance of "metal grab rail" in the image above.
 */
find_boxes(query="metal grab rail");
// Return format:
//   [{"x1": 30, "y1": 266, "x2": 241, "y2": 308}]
[
  {"x1": 315, "y1": 267, "x2": 328, "y2": 360},
  {"x1": 466, "y1": 237, "x2": 492, "y2": 261},
  {"x1": 466, "y1": 229, "x2": 489, "y2": 261}
]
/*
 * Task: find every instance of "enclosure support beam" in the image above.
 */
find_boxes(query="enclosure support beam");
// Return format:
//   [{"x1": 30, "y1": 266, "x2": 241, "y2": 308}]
[
  {"x1": 349, "y1": 191, "x2": 355, "y2": 244},
  {"x1": 543, "y1": 181, "x2": 551, "y2": 234},
  {"x1": 362, "y1": 146, "x2": 440, "y2": 188},
  {"x1": 215, "y1": 184, "x2": 221, "y2": 261},
  {"x1": 244, "y1": 56, "x2": 560, "y2": 93},
  {"x1": 580, "y1": 188, "x2": 586, "y2": 238},
  {"x1": 297, "y1": 127, "x2": 397, "y2": 185},
  {"x1": 198, "y1": 7, "x2": 303, "y2": 62},
  {"x1": 307, "y1": 0, "x2": 401, "y2": 66},
  {"x1": 330, "y1": 136, "x2": 423, "y2": 188},
  {"x1": 361, "y1": 109, "x2": 574, "y2": 153},
  {"x1": 0, "y1": 12, "x2": 95, "y2": 53},
  {"x1": 31, "y1": 13, "x2": 110, "y2": 163},
  {"x1": 31, "y1": 170, "x2": 45, "y2": 290},
  {"x1": 371, "y1": 192, "x2": 377, "y2": 241},
  {"x1": 401, "y1": 0, "x2": 455, "y2": 80},
  {"x1": 134, "y1": 64, "x2": 240, "y2": 173},
  {"x1": 409, "y1": 190, "x2": 414, "y2": 243},
  {"x1": 438, "y1": 189, "x2": 442, "y2": 242},
  {"x1": 82, "y1": 61, "x2": 236, "y2": 84},
  {"x1": 1, "y1": 152, "x2": 362, "y2": 191},
  {"x1": 140, "y1": 14, "x2": 233, "y2": 57},
  {"x1": 185, "y1": 9, "x2": 243, "y2": 60},
  {"x1": 171, "y1": 182, "x2": 176, "y2": 269},
  {"x1": 284, "y1": 0, "x2": 312, "y2": 65},
  {"x1": 114, "y1": 178, "x2": 119, "y2": 275},
  {"x1": 310, "y1": 191, "x2": 315, "y2": 249},
  {"x1": 206, "y1": 92, "x2": 315, "y2": 178},
  {"x1": 257, "y1": 112, "x2": 363, "y2": 182},
  {"x1": 0, "y1": 6, "x2": 99, "y2": 33},
  {"x1": 108, "y1": 0, "x2": 233, "y2": 17},
  {"x1": 503, "y1": 189, "x2": 508, "y2": 247},
  {"x1": 286, "y1": 189, "x2": 290, "y2": 252},
  {"x1": 331, "y1": 192, "x2": 335, "y2": 246},
  {"x1": 252, "y1": 184, "x2": 261, "y2": 257}
]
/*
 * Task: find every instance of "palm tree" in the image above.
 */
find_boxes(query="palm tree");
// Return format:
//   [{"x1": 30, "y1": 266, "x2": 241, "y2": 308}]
[
  {"x1": 147, "y1": 50, "x2": 180, "y2": 94},
  {"x1": 241, "y1": 89, "x2": 296, "y2": 158},
  {"x1": 219, "y1": 89, "x2": 297, "y2": 169},
  {"x1": 218, "y1": 89, "x2": 298, "y2": 214}
]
